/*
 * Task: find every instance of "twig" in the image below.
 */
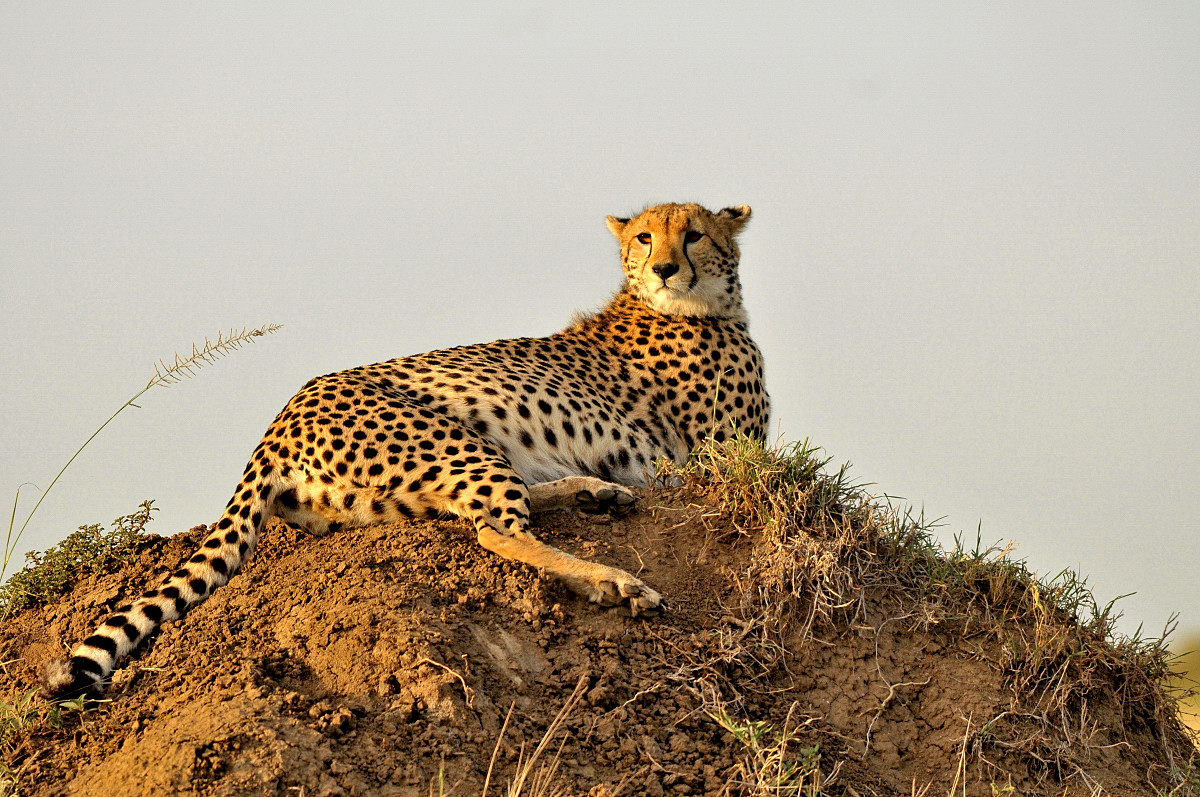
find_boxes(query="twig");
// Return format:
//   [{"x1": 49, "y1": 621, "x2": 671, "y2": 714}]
[{"x1": 414, "y1": 657, "x2": 475, "y2": 708}]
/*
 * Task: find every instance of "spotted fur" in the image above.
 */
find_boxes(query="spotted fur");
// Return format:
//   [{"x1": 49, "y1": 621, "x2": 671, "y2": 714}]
[{"x1": 45, "y1": 202, "x2": 769, "y2": 699}]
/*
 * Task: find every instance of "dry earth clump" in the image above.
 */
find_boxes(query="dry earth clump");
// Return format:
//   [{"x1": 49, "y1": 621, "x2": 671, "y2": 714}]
[{"x1": 1, "y1": 439, "x2": 1196, "y2": 796}]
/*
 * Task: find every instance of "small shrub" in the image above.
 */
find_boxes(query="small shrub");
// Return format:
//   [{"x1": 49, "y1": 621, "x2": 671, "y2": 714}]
[{"x1": 0, "y1": 500, "x2": 156, "y2": 619}]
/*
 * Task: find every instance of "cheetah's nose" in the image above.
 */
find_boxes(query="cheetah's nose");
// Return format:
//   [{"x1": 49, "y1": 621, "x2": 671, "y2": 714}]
[{"x1": 651, "y1": 262, "x2": 679, "y2": 280}]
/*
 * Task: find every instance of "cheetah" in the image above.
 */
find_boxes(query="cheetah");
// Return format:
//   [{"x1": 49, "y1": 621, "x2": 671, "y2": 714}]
[{"x1": 45, "y1": 202, "x2": 769, "y2": 699}]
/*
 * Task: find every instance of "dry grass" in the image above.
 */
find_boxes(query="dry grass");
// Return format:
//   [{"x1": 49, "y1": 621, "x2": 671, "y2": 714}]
[{"x1": 481, "y1": 675, "x2": 591, "y2": 797}]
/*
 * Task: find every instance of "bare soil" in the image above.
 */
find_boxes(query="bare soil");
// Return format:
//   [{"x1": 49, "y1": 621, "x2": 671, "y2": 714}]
[{"x1": 2, "y1": 486, "x2": 1196, "y2": 796}]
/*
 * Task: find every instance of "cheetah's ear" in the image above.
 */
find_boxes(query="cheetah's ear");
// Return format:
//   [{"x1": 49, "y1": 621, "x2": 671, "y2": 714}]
[
  {"x1": 606, "y1": 215, "x2": 630, "y2": 238},
  {"x1": 717, "y1": 205, "x2": 752, "y2": 234}
]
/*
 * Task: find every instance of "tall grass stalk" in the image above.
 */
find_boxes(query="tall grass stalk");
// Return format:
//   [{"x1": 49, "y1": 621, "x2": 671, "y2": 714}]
[{"x1": 1, "y1": 324, "x2": 282, "y2": 582}]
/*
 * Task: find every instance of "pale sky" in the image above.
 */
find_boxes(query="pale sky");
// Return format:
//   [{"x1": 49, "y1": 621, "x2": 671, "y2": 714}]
[{"x1": 2, "y1": 2, "x2": 1197, "y2": 640}]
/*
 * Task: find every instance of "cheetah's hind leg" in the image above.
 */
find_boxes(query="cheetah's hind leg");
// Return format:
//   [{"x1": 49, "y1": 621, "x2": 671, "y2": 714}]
[{"x1": 528, "y1": 476, "x2": 636, "y2": 516}]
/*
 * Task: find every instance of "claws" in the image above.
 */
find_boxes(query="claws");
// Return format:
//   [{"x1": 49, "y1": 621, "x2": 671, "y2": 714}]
[
  {"x1": 592, "y1": 577, "x2": 664, "y2": 617},
  {"x1": 575, "y1": 487, "x2": 637, "y2": 516}
]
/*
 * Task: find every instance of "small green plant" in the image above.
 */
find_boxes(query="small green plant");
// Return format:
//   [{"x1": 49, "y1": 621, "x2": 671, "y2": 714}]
[
  {"x1": 2, "y1": 323, "x2": 281, "y2": 584},
  {"x1": 1162, "y1": 757, "x2": 1200, "y2": 797},
  {"x1": 0, "y1": 501, "x2": 157, "y2": 620},
  {"x1": 0, "y1": 690, "x2": 39, "y2": 751},
  {"x1": 0, "y1": 688, "x2": 86, "y2": 795},
  {"x1": 0, "y1": 761, "x2": 17, "y2": 797},
  {"x1": 708, "y1": 704, "x2": 827, "y2": 796}
]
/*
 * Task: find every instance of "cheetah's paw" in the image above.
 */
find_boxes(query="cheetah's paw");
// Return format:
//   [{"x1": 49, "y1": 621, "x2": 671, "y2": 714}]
[
  {"x1": 575, "y1": 486, "x2": 636, "y2": 517},
  {"x1": 591, "y1": 574, "x2": 664, "y2": 618}
]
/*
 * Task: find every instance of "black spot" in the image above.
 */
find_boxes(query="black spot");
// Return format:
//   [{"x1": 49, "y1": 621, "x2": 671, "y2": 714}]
[
  {"x1": 142, "y1": 604, "x2": 163, "y2": 623},
  {"x1": 103, "y1": 616, "x2": 128, "y2": 627},
  {"x1": 83, "y1": 635, "x2": 117, "y2": 657},
  {"x1": 70, "y1": 655, "x2": 104, "y2": 676},
  {"x1": 211, "y1": 557, "x2": 228, "y2": 576}
]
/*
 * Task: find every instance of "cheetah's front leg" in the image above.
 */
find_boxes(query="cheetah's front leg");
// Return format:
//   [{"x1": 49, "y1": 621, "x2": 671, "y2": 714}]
[
  {"x1": 528, "y1": 476, "x2": 637, "y2": 516},
  {"x1": 474, "y1": 525, "x2": 663, "y2": 617}
]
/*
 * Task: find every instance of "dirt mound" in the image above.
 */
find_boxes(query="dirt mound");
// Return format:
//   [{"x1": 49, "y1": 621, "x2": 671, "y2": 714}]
[{"x1": 2, "y1": 479, "x2": 1197, "y2": 796}]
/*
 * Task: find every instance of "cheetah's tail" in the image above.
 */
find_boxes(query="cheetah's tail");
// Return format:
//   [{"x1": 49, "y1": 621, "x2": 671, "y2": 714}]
[{"x1": 42, "y1": 471, "x2": 283, "y2": 700}]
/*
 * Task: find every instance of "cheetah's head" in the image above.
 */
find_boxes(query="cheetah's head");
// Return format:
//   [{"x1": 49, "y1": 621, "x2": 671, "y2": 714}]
[{"x1": 606, "y1": 203, "x2": 751, "y2": 320}]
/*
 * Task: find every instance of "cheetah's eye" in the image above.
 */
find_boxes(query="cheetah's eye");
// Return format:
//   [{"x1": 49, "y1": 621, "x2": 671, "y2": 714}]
[
  {"x1": 636, "y1": 233, "x2": 652, "y2": 244},
  {"x1": 684, "y1": 231, "x2": 703, "y2": 244}
]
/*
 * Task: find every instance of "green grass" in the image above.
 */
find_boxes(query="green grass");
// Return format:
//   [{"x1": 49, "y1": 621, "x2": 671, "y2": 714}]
[{"x1": 1163, "y1": 760, "x2": 1200, "y2": 797}]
